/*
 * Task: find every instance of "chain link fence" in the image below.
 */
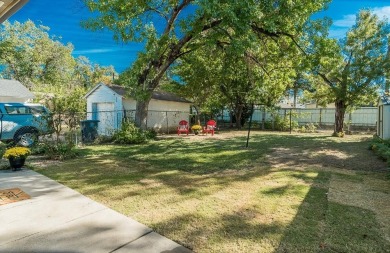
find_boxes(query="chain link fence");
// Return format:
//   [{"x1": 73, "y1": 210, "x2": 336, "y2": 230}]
[
  {"x1": 217, "y1": 107, "x2": 377, "y2": 131},
  {"x1": 2, "y1": 106, "x2": 376, "y2": 145},
  {"x1": 30, "y1": 109, "x2": 193, "y2": 144},
  {"x1": 80, "y1": 109, "x2": 191, "y2": 135}
]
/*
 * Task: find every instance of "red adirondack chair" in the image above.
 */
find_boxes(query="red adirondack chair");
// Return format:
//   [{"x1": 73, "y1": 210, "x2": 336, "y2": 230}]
[
  {"x1": 203, "y1": 120, "x2": 217, "y2": 136},
  {"x1": 177, "y1": 120, "x2": 189, "y2": 135}
]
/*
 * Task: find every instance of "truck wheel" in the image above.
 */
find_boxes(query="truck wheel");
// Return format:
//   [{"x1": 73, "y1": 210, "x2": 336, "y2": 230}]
[{"x1": 14, "y1": 128, "x2": 38, "y2": 147}]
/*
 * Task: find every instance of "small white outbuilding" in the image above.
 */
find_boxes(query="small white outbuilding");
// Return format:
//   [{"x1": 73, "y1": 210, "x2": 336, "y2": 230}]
[
  {"x1": 377, "y1": 97, "x2": 390, "y2": 139},
  {"x1": 84, "y1": 83, "x2": 191, "y2": 135}
]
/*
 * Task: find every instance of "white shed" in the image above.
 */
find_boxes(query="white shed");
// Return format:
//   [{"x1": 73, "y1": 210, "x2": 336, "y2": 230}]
[
  {"x1": 377, "y1": 97, "x2": 390, "y2": 139},
  {"x1": 84, "y1": 83, "x2": 191, "y2": 135}
]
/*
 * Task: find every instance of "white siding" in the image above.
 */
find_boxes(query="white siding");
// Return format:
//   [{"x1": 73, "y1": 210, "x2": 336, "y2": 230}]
[
  {"x1": 147, "y1": 99, "x2": 190, "y2": 131},
  {"x1": 381, "y1": 105, "x2": 390, "y2": 139},
  {"x1": 149, "y1": 99, "x2": 190, "y2": 112},
  {"x1": 123, "y1": 99, "x2": 136, "y2": 111},
  {"x1": 122, "y1": 98, "x2": 190, "y2": 131},
  {"x1": 123, "y1": 98, "x2": 190, "y2": 112}
]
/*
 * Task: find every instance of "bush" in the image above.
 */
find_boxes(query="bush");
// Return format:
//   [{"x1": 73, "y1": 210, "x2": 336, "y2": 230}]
[
  {"x1": 0, "y1": 142, "x2": 6, "y2": 158},
  {"x1": 31, "y1": 141, "x2": 79, "y2": 160},
  {"x1": 369, "y1": 136, "x2": 390, "y2": 165},
  {"x1": 264, "y1": 115, "x2": 298, "y2": 131},
  {"x1": 297, "y1": 123, "x2": 317, "y2": 133},
  {"x1": 112, "y1": 120, "x2": 156, "y2": 144}
]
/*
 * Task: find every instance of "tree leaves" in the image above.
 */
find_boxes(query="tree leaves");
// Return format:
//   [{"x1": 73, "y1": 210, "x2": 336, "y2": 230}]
[{"x1": 304, "y1": 10, "x2": 390, "y2": 133}]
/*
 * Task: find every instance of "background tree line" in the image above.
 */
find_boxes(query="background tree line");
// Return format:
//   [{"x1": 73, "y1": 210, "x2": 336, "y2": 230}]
[{"x1": 0, "y1": 20, "x2": 116, "y2": 115}]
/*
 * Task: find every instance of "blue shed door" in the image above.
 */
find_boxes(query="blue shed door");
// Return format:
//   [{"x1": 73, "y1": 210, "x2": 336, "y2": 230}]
[{"x1": 92, "y1": 103, "x2": 98, "y2": 120}]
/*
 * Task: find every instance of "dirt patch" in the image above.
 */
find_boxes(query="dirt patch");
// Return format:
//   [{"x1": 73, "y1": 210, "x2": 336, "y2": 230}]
[
  {"x1": 159, "y1": 130, "x2": 258, "y2": 141},
  {"x1": 328, "y1": 175, "x2": 390, "y2": 243},
  {"x1": 265, "y1": 139, "x2": 387, "y2": 171}
]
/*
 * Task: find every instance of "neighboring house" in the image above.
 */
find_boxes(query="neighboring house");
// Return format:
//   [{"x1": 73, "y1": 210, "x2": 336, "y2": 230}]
[
  {"x1": 0, "y1": 79, "x2": 34, "y2": 102},
  {"x1": 84, "y1": 83, "x2": 192, "y2": 135},
  {"x1": 0, "y1": 0, "x2": 29, "y2": 23},
  {"x1": 277, "y1": 95, "x2": 306, "y2": 109},
  {"x1": 305, "y1": 102, "x2": 336, "y2": 109}
]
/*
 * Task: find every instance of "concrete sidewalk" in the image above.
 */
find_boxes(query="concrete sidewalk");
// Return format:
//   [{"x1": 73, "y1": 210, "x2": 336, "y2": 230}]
[{"x1": 0, "y1": 169, "x2": 192, "y2": 253}]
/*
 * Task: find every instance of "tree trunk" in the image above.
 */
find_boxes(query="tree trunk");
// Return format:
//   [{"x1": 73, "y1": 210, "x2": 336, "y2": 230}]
[
  {"x1": 334, "y1": 100, "x2": 346, "y2": 136},
  {"x1": 235, "y1": 105, "x2": 244, "y2": 130},
  {"x1": 229, "y1": 111, "x2": 234, "y2": 128},
  {"x1": 135, "y1": 98, "x2": 151, "y2": 130}
]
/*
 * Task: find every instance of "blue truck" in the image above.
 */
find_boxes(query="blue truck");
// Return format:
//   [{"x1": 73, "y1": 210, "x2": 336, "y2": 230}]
[{"x1": 0, "y1": 103, "x2": 52, "y2": 146}]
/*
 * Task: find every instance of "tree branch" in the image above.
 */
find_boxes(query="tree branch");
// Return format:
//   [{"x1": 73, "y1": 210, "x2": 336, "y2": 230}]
[
  {"x1": 251, "y1": 24, "x2": 308, "y2": 57},
  {"x1": 145, "y1": 6, "x2": 168, "y2": 21},
  {"x1": 317, "y1": 72, "x2": 335, "y2": 87},
  {"x1": 244, "y1": 52, "x2": 271, "y2": 77},
  {"x1": 163, "y1": 0, "x2": 193, "y2": 35},
  {"x1": 341, "y1": 51, "x2": 353, "y2": 79},
  {"x1": 138, "y1": 16, "x2": 223, "y2": 91}
]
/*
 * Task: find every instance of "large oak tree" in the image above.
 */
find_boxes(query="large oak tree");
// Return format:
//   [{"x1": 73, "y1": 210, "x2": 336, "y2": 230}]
[{"x1": 82, "y1": 0, "x2": 330, "y2": 129}]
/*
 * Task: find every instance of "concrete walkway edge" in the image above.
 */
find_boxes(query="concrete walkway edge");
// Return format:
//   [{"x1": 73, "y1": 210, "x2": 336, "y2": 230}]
[{"x1": 0, "y1": 169, "x2": 192, "y2": 253}]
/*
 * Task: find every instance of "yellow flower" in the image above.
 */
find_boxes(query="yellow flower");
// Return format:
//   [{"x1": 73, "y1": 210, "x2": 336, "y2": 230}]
[
  {"x1": 3, "y1": 147, "x2": 31, "y2": 159},
  {"x1": 191, "y1": 125, "x2": 202, "y2": 131}
]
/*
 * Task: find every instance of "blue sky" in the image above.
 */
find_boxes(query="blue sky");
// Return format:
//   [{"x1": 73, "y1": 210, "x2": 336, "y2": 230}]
[{"x1": 8, "y1": 0, "x2": 390, "y2": 73}]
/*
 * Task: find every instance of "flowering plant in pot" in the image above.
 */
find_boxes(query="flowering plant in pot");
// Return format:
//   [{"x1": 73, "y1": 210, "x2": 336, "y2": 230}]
[
  {"x1": 191, "y1": 124, "x2": 202, "y2": 135},
  {"x1": 3, "y1": 147, "x2": 31, "y2": 170}
]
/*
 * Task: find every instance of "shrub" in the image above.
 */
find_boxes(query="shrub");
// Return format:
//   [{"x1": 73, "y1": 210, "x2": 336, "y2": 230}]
[
  {"x1": 265, "y1": 115, "x2": 298, "y2": 131},
  {"x1": 144, "y1": 128, "x2": 157, "y2": 139},
  {"x1": 297, "y1": 123, "x2": 317, "y2": 133},
  {"x1": 112, "y1": 120, "x2": 156, "y2": 144},
  {"x1": 0, "y1": 142, "x2": 6, "y2": 158},
  {"x1": 369, "y1": 136, "x2": 390, "y2": 165},
  {"x1": 31, "y1": 141, "x2": 78, "y2": 160}
]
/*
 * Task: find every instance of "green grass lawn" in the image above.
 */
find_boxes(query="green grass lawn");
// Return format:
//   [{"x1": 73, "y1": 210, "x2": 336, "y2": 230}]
[{"x1": 31, "y1": 131, "x2": 390, "y2": 252}]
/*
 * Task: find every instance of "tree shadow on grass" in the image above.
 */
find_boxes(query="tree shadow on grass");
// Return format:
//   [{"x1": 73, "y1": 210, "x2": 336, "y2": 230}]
[
  {"x1": 34, "y1": 133, "x2": 388, "y2": 204},
  {"x1": 275, "y1": 171, "x2": 390, "y2": 253},
  {"x1": 49, "y1": 158, "x2": 274, "y2": 205},
  {"x1": 82, "y1": 134, "x2": 386, "y2": 175},
  {"x1": 151, "y1": 211, "x2": 286, "y2": 252}
]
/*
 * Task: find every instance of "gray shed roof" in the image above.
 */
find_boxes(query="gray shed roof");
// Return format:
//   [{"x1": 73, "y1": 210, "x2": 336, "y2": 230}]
[
  {"x1": 0, "y1": 79, "x2": 34, "y2": 100},
  {"x1": 109, "y1": 85, "x2": 192, "y2": 103}
]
